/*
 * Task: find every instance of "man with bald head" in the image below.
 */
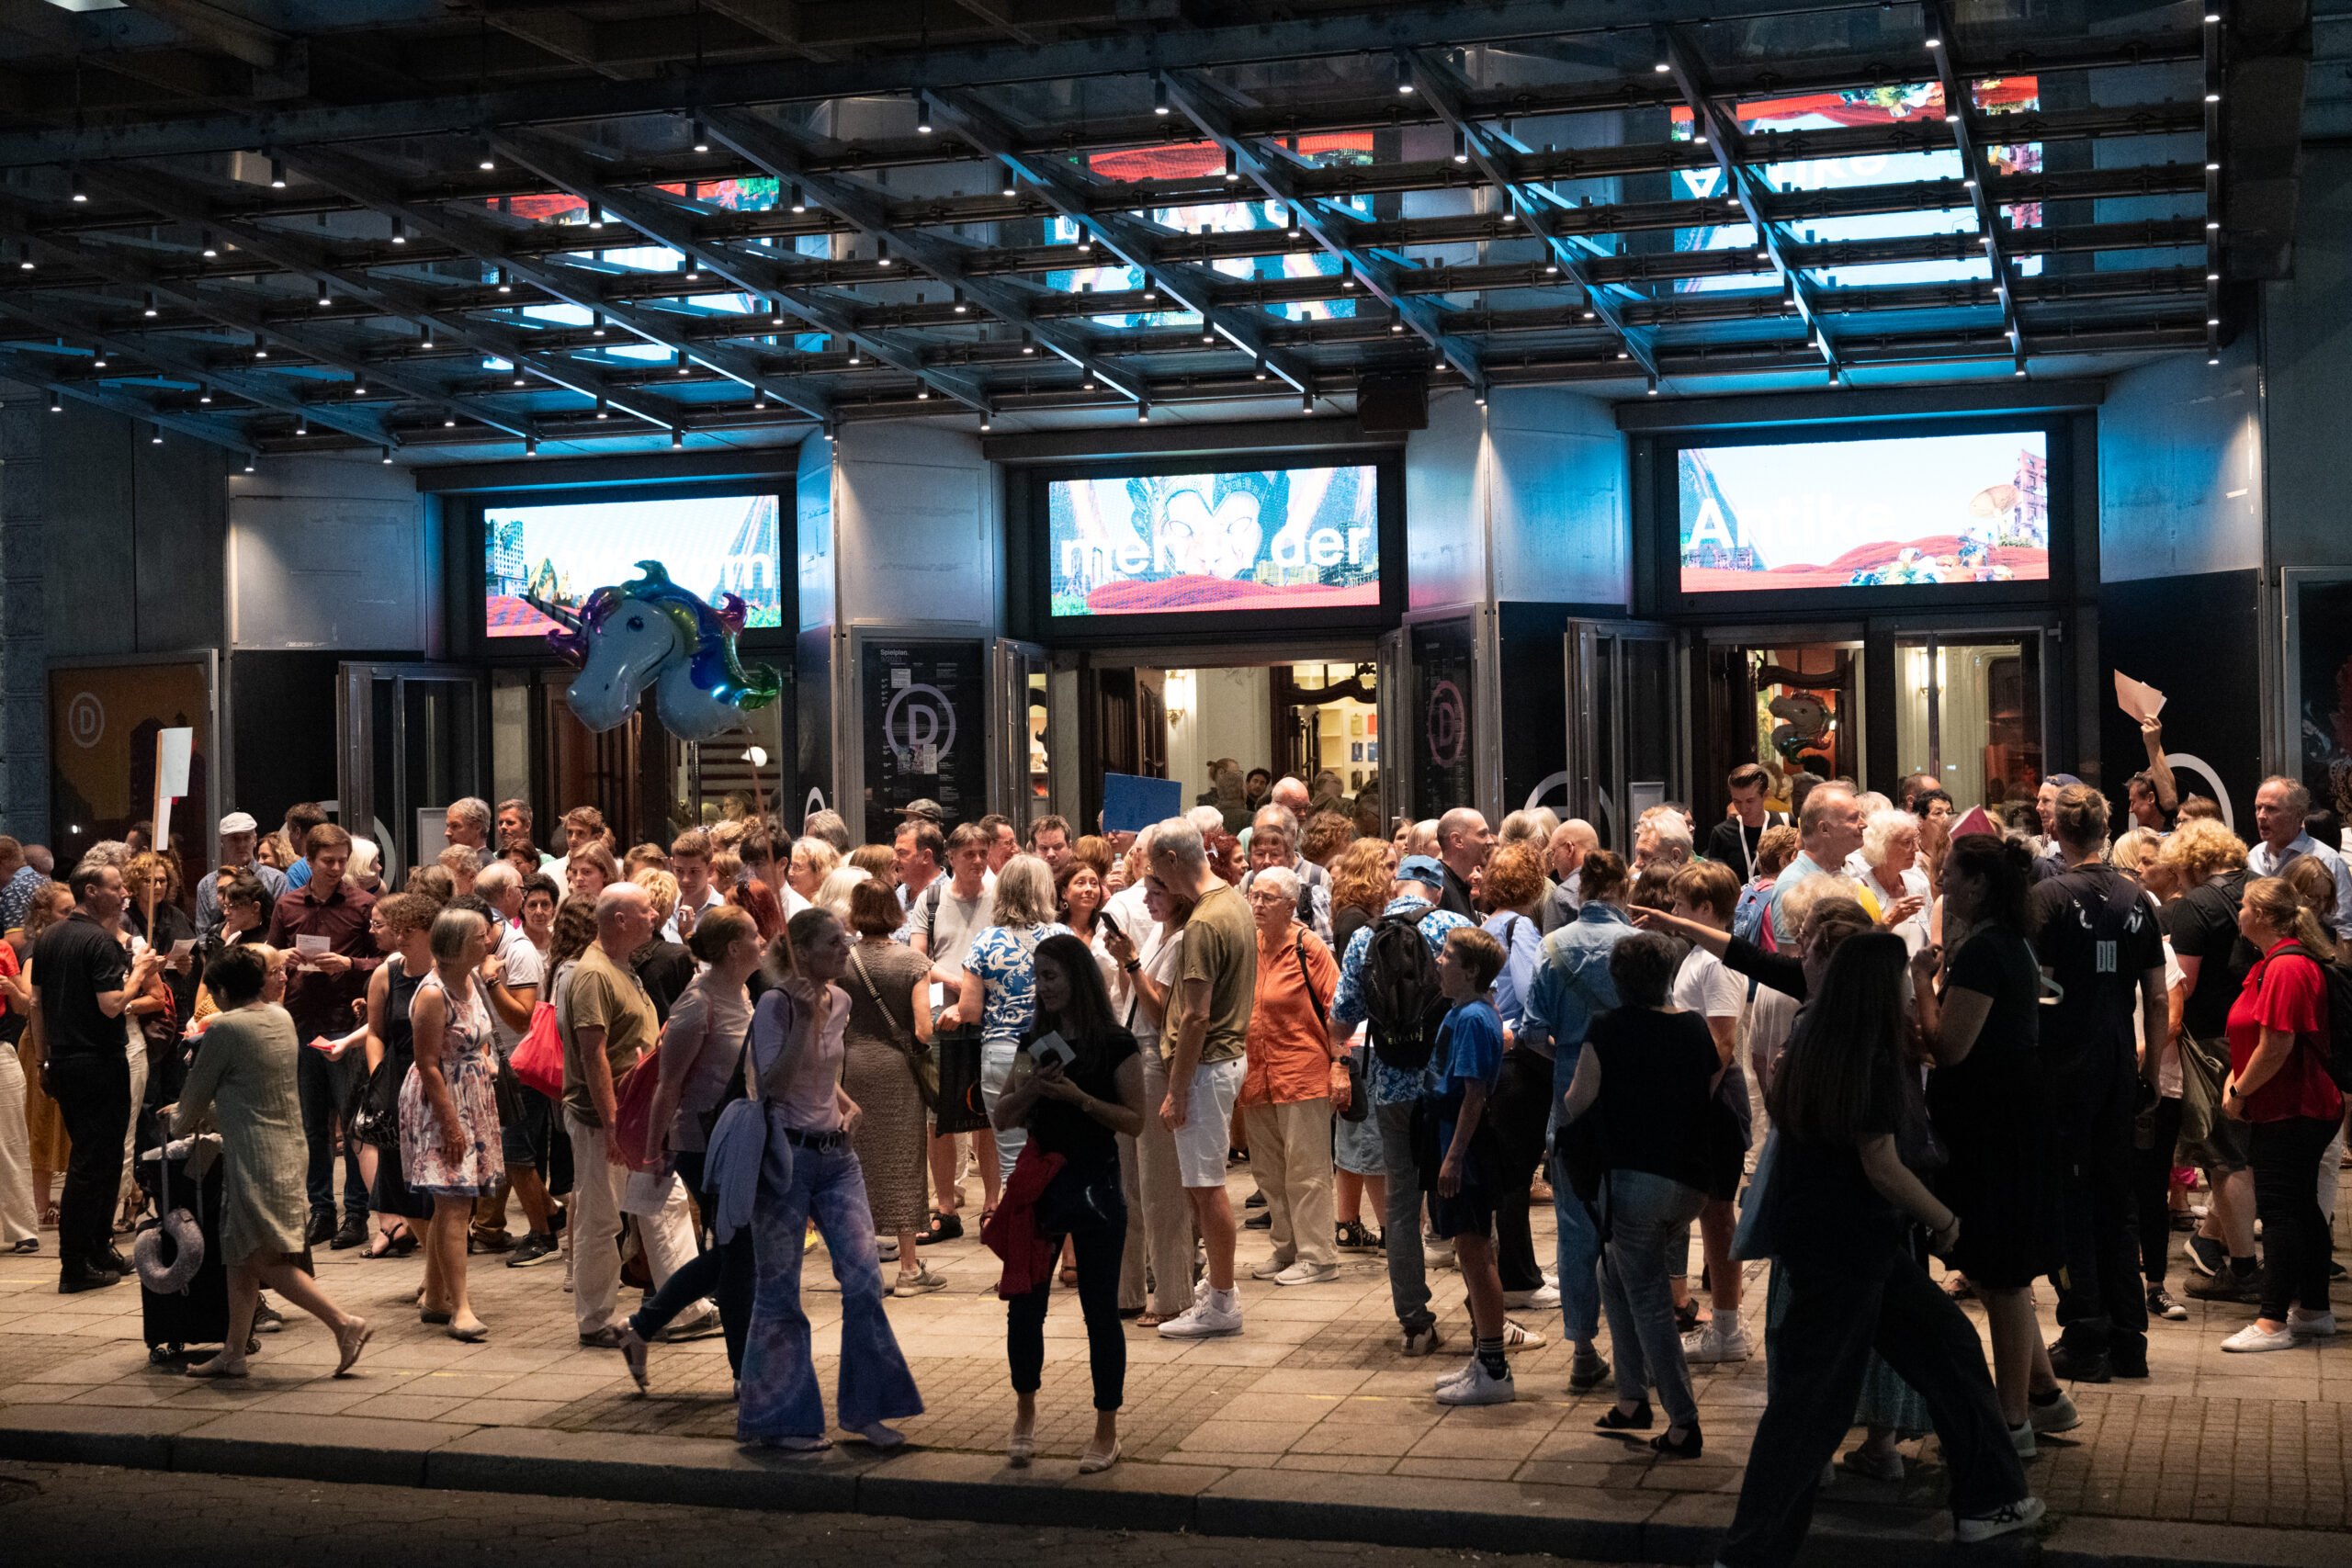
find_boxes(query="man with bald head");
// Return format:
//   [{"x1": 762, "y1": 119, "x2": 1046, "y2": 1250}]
[
  {"x1": 1764, "y1": 783, "x2": 1867, "y2": 947},
  {"x1": 1433, "y1": 807, "x2": 1494, "y2": 919},
  {"x1": 561, "y1": 883, "x2": 700, "y2": 1345},
  {"x1": 1541, "y1": 820, "x2": 1600, "y2": 933},
  {"x1": 1269, "y1": 775, "x2": 1312, "y2": 817}
]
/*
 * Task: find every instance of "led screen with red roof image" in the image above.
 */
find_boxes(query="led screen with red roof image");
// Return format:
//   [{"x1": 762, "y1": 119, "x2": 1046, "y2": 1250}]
[
  {"x1": 1049, "y1": 465, "x2": 1379, "y2": 618},
  {"x1": 1678, "y1": 432, "x2": 2049, "y2": 594}
]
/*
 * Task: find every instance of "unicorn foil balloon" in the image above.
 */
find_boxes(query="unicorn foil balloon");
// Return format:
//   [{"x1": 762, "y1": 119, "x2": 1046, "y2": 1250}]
[{"x1": 527, "y1": 561, "x2": 782, "y2": 742}]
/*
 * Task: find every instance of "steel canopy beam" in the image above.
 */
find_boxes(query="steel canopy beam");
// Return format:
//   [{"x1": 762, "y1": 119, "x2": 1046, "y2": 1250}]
[
  {"x1": 928, "y1": 89, "x2": 1315, "y2": 400},
  {"x1": 1406, "y1": 52, "x2": 1657, "y2": 380},
  {"x1": 1919, "y1": 0, "x2": 2021, "y2": 361},
  {"x1": 278, "y1": 142, "x2": 775, "y2": 430},
  {"x1": 699, "y1": 105, "x2": 1141, "y2": 408},
  {"x1": 1160, "y1": 70, "x2": 1487, "y2": 396},
  {"x1": 0, "y1": 344, "x2": 256, "y2": 456},
  {"x1": 1658, "y1": 25, "x2": 1842, "y2": 379},
  {"x1": 486, "y1": 125, "x2": 964, "y2": 416}
]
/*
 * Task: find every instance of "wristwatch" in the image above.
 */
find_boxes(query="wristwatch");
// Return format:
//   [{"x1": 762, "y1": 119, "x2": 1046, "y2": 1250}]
[{"x1": 1122, "y1": 960, "x2": 1139, "y2": 973}]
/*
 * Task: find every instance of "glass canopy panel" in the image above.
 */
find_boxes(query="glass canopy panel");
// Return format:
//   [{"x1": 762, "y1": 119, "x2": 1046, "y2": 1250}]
[{"x1": 1671, "y1": 80, "x2": 2043, "y2": 291}]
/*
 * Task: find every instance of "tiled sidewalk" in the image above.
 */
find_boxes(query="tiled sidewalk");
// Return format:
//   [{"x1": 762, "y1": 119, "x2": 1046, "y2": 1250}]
[{"x1": 3, "y1": 1165, "x2": 2348, "y2": 1549}]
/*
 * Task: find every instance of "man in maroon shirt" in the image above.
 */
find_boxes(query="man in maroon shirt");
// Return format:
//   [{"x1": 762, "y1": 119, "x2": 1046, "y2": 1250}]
[{"x1": 266, "y1": 824, "x2": 379, "y2": 1248}]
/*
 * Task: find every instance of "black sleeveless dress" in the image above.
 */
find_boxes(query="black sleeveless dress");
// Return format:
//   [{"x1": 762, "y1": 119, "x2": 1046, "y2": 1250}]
[{"x1": 368, "y1": 954, "x2": 436, "y2": 1222}]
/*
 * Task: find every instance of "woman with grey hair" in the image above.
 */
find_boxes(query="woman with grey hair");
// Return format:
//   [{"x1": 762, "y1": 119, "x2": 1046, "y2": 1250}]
[
  {"x1": 953, "y1": 855, "x2": 1071, "y2": 1190},
  {"x1": 1857, "y1": 809, "x2": 1931, "y2": 953}
]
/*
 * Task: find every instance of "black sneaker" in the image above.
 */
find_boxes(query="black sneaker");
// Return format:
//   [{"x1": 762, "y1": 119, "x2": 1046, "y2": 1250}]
[
  {"x1": 58, "y1": 1262, "x2": 122, "y2": 1294},
  {"x1": 91, "y1": 1246, "x2": 130, "y2": 1277},
  {"x1": 506, "y1": 1232, "x2": 560, "y2": 1269},
  {"x1": 2046, "y1": 1339, "x2": 2111, "y2": 1383},
  {"x1": 1335, "y1": 1220, "x2": 1376, "y2": 1252},
  {"x1": 1243, "y1": 1210, "x2": 1272, "y2": 1230},
  {"x1": 330, "y1": 1216, "x2": 368, "y2": 1251},
  {"x1": 2182, "y1": 1233, "x2": 2224, "y2": 1278},
  {"x1": 2147, "y1": 1285, "x2": 2188, "y2": 1321},
  {"x1": 251, "y1": 1302, "x2": 287, "y2": 1334}
]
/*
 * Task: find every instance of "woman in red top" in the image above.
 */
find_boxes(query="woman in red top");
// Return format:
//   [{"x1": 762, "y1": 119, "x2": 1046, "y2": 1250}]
[{"x1": 2218, "y1": 877, "x2": 2345, "y2": 1352}]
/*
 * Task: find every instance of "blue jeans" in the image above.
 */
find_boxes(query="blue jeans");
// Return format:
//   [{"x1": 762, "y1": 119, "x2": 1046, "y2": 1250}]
[
  {"x1": 736, "y1": 1117, "x2": 923, "y2": 1443},
  {"x1": 1551, "y1": 1151, "x2": 1602, "y2": 1344},
  {"x1": 1374, "y1": 1097, "x2": 1432, "y2": 1331},
  {"x1": 981, "y1": 1042, "x2": 1023, "y2": 1187},
  {"x1": 1598, "y1": 1168, "x2": 1708, "y2": 1428}
]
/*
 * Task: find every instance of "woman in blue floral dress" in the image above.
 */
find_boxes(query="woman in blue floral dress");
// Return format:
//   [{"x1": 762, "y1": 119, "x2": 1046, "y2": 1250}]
[{"x1": 400, "y1": 908, "x2": 503, "y2": 1342}]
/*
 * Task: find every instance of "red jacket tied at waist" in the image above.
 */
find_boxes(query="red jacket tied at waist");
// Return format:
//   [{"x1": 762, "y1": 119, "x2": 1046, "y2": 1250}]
[{"x1": 981, "y1": 1144, "x2": 1067, "y2": 1300}]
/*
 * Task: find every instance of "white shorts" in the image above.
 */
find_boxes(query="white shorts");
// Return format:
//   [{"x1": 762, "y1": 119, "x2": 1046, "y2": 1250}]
[{"x1": 1170, "y1": 1056, "x2": 1246, "y2": 1189}]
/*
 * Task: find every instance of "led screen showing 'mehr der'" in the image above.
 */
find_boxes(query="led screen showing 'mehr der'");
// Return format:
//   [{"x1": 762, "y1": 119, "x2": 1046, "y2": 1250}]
[
  {"x1": 1048, "y1": 464, "x2": 1379, "y2": 617},
  {"x1": 1679, "y1": 432, "x2": 2050, "y2": 593},
  {"x1": 484, "y1": 493, "x2": 782, "y2": 637}
]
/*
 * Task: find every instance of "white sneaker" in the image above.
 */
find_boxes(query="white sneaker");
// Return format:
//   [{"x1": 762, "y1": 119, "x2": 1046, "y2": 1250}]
[
  {"x1": 1954, "y1": 1495, "x2": 2045, "y2": 1544},
  {"x1": 2027, "y1": 1391, "x2": 2078, "y2": 1433},
  {"x1": 1249, "y1": 1256, "x2": 1292, "y2": 1280},
  {"x1": 1499, "y1": 1318, "x2": 1546, "y2": 1350},
  {"x1": 1274, "y1": 1260, "x2": 1340, "y2": 1286},
  {"x1": 1682, "y1": 1319, "x2": 1752, "y2": 1364},
  {"x1": 658, "y1": 1301, "x2": 724, "y2": 1342},
  {"x1": 2008, "y1": 1421, "x2": 2036, "y2": 1460},
  {"x1": 1501, "y1": 1281, "x2": 1562, "y2": 1310},
  {"x1": 1158, "y1": 1288, "x2": 1243, "y2": 1338},
  {"x1": 1435, "y1": 1356, "x2": 1480, "y2": 1393},
  {"x1": 2290, "y1": 1312, "x2": 2338, "y2": 1337},
  {"x1": 2222, "y1": 1322, "x2": 2300, "y2": 1352},
  {"x1": 1435, "y1": 1359, "x2": 1515, "y2": 1405}
]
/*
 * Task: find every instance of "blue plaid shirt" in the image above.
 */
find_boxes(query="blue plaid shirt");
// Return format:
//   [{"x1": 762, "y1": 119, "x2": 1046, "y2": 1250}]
[
  {"x1": 1331, "y1": 895, "x2": 1470, "y2": 1106},
  {"x1": 1518, "y1": 901, "x2": 1637, "y2": 1101}
]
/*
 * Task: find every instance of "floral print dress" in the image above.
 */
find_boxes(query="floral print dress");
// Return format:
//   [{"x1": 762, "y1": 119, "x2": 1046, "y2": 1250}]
[{"x1": 398, "y1": 967, "x2": 503, "y2": 1197}]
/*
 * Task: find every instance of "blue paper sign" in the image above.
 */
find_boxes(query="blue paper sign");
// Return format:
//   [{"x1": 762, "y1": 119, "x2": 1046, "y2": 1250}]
[{"x1": 1101, "y1": 772, "x2": 1183, "y2": 835}]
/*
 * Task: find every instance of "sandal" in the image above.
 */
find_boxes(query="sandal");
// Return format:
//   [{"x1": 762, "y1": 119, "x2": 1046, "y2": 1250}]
[
  {"x1": 39, "y1": 1204, "x2": 59, "y2": 1229},
  {"x1": 362, "y1": 1224, "x2": 416, "y2": 1260},
  {"x1": 917, "y1": 1210, "x2": 964, "y2": 1246}
]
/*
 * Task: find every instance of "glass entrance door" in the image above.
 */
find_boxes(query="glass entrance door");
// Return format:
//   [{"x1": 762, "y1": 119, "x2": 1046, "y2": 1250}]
[
  {"x1": 1696, "y1": 639, "x2": 1863, "y2": 828},
  {"x1": 1894, "y1": 635, "x2": 2044, "y2": 818},
  {"x1": 992, "y1": 638, "x2": 1050, "y2": 830},
  {"x1": 1565, "y1": 622, "x2": 1687, "y2": 854},
  {"x1": 336, "y1": 662, "x2": 486, "y2": 884}
]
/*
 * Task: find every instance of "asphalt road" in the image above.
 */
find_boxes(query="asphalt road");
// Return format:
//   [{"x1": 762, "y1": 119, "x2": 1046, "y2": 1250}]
[{"x1": 0, "y1": 1460, "x2": 1631, "y2": 1568}]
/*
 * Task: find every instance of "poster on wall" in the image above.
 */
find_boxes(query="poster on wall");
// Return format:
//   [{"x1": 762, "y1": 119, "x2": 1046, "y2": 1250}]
[
  {"x1": 860, "y1": 639, "x2": 985, "y2": 846},
  {"x1": 2296, "y1": 578, "x2": 2352, "y2": 829},
  {"x1": 484, "y1": 493, "x2": 783, "y2": 638},
  {"x1": 1048, "y1": 464, "x2": 1379, "y2": 617},
  {"x1": 49, "y1": 659, "x2": 212, "y2": 874},
  {"x1": 1679, "y1": 432, "x2": 2050, "y2": 592},
  {"x1": 1410, "y1": 622, "x2": 1476, "y2": 820}
]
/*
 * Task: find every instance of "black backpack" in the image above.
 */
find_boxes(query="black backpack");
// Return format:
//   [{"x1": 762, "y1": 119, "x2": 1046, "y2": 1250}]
[
  {"x1": 2266, "y1": 941, "x2": 2352, "y2": 1096},
  {"x1": 1361, "y1": 912, "x2": 1450, "y2": 1072}
]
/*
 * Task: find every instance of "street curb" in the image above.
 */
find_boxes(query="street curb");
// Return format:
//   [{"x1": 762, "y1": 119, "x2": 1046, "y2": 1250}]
[{"x1": 1, "y1": 1404, "x2": 2344, "y2": 1568}]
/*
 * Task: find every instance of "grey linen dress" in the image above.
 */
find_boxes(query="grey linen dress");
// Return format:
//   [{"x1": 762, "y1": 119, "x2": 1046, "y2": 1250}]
[
  {"x1": 840, "y1": 940, "x2": 933, "y2": 1235},
  {"x1": 172, "y1": 1003, "x2": 309, "y2": 1266}
]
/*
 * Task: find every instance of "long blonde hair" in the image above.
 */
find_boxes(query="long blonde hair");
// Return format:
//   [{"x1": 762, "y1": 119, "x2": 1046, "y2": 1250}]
[{"x1": 2242, "y1": 875, "x2": 2335, "y2": 959}]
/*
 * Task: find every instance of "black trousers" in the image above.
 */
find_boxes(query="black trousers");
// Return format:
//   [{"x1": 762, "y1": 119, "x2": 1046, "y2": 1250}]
[
  {"x1": 2250, "y1": 1114, "x2": 2338, "y2": 1320},
  {"x1": 49, "y1": 1052, "x2": 130, "y2": 1271},
  {"x1": 1008, "y1": 1204, "x2": 1127, "y2": 1411},
  {"x1": 2132, "y1": 1094, "x2": 2185, "y2": 1283},
  {"x1": 628, "y1": 1150, "x2": 751, "y2": 1373},
  {"x1": 1487, "y1": 1052, "x2": 1552, "y2": 1292},
  {"x1": 1720, "y1": 1247, "x2": 2027, "y2": 1568},
  {"x1": 2050, "y1": 1052, "x2": 2149, "y2": 1359},
  {"x1": 295, "y1": 1043, "x2": 368, "y2": 1224}
]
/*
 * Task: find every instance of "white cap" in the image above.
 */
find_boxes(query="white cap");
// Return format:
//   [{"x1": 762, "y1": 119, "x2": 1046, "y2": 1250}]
[{"x1": 218, "y1": 811, "x2": 257, "y2": 835}]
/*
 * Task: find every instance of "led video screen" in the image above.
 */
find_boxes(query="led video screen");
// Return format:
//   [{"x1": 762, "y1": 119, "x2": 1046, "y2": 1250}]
[
  {"x1": 484, "y1": 493, "x2": 782, "y2": 637},
  {"x1": 1678, "y1": 432, "x2": 2050, "y2": 593},
  {"x1": 1047, "y1": 464, "x2": 1380, "y2": 618}
]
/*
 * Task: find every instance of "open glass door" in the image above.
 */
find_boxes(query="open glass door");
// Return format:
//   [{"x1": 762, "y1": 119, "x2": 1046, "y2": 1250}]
[
  {"x1": 1894, "y1": 633, "x2": 2044, "y2": 816},
  {"x1": 1564, "y1": 622, "x2": 1686, "y2": 855},
  {"x1": 1374, "y1": 627, "x2": 1407, "y2": 833},
  {"x1": 993, "y1": 638, "x2": 1050, "y2": 831},
  {"x1": 337, "y1": 662, "x2": 487, "y2": 884}
]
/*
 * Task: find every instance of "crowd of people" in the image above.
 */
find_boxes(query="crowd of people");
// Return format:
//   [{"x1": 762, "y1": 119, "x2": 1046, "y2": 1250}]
[{"x1": 0, "y1": 727, "x2": 2344, "y2": 1564}]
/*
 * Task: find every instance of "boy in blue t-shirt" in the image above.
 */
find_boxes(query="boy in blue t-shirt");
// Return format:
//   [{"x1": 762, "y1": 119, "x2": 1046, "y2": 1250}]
[{"x1": 1427, "y1": 925, "x2": 1512, "y2": 1405}]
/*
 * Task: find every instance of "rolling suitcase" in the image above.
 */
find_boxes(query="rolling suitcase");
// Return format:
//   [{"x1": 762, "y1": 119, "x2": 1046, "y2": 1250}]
[{"x1": 135, "y1": 1138, "x2": 233, "y2": 1365}]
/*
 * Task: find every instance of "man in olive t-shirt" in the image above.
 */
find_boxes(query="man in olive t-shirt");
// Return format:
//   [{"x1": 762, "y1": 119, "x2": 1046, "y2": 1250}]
[
  {"x1": 560, "y1": 885, "x2": 695, "y2": 1342},
  {"x1": 1150, "y1": 817, "x2": 1258, "y2": 1339}
]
